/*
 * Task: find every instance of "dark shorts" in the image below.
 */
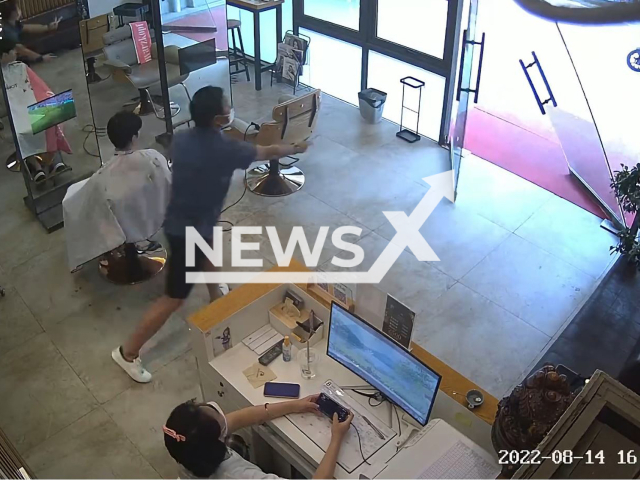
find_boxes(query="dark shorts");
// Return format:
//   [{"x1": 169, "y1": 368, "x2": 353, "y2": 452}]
[{"x1": 165, "y1": 234, "x2": 213, "y2": 300}]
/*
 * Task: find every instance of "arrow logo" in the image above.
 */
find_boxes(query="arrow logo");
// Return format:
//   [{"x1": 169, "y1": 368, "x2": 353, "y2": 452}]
[{"x1": 186, "y1": 170, "x2": 454, "y2": 285}]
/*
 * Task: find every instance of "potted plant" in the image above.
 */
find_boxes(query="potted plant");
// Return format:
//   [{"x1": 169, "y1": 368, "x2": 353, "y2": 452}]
[{"x1": 611, "y1": 164, "x2": 640, "y2": 268}]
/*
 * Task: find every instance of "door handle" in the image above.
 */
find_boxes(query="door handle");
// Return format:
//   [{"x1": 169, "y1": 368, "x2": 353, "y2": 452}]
[
  {"x1": 519, "y1": 51, "x2": 557, "y2": 115},
  {"x1": 456, "y1": 30, "x2": 487, "y2": 103}
]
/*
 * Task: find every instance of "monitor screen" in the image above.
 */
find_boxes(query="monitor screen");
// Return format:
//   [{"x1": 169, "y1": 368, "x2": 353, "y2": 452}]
[
  {"x1": 27, "y1": 90, "x2": 76, "y2": 135},
  {"x1": 179, "y1": 39, "x2": 217, "y2": 75},
  {"x1": 327, "y1": 302, "x2": 441, "y2": 426}
]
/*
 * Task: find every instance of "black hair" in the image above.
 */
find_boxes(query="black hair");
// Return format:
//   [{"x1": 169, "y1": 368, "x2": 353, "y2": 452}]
[
  {"x1": 107, "y1": 111, "x2": 143, "y2": 150},
  {"x1": 164, "y1": 401, "x2": 228, "y2": 478},
  {"x1": 0, "y1": 0, "x2": 18, "y2": 20},
  {"x1": 190, "y1": 86, "x2": 225, "y2": 128}
]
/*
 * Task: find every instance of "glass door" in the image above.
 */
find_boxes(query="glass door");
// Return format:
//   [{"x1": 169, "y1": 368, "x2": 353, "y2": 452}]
[{"x1": 449, "y1": 0, "x2": 482, "y2": 200}]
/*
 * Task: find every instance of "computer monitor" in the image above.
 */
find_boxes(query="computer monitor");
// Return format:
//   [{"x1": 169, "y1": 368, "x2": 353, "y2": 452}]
[
  {"x1": 178, "y1": 39, "x2": 217, "y2": 75},
  {"x1": 327, "y1": 302, "x2": 441, "y2": 426},
  {"x1": 27, "y1": 90, "x2": 76, "y2": 135}
]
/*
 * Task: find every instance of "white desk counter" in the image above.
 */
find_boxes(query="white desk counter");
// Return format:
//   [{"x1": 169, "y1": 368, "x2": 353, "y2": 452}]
[{"x1": 188, "y1": 262, "x2": 500, "y2": 479}]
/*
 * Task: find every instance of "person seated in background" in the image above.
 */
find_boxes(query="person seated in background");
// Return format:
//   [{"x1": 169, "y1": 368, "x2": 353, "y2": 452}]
[
  {"x1": 0, "y1": 0, "x2": 59, "y2": 65},
  {"x1": 62, "y1": 111, "x2": 172, "y2": 273},
  {"x1": 164, "y1": 396, "x2": 354, "y2": 479},
  {"x1": 0, "y1": 37, "x2": 70, "y2": 179}
]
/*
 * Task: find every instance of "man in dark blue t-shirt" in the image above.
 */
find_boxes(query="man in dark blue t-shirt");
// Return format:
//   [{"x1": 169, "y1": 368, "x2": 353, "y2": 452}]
[{"x1": 112, "y1": 86, "x2": 309, "y2": 382}]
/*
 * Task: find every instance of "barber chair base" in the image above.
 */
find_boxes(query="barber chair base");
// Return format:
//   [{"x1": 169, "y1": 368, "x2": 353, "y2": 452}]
[
  {"x1": 99, "y1": 243, "x2": 167, "y2": 285},
  {"x1": 6, "y1": 152, "x2": 20, "y2": 172},
  {"x1": 246, "y1": 161, "x2": 305, "y2": 197}
]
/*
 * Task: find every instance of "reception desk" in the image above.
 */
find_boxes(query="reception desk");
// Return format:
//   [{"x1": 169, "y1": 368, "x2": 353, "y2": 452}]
[{"x1": 187, "y1": 261, "x2": 500, "y2": 478}]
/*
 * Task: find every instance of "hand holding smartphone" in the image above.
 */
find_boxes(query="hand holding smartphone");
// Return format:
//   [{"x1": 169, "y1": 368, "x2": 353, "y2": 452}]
[{"x1": 315, "y1": 393, "x2": 350, "y2": 422}]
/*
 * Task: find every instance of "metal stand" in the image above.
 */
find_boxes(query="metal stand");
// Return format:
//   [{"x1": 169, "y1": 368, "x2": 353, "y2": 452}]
[
  {"x1": 85, "y1": 57, "x2": 105, "y2": 84},
  {"x1": 99, "y1": 242, "x2": 167, "y2": 285},
  {"x1": 396, "y1": 76, "x2": 425, "y2": 143},
  {"x1": 245, "y1": 159, "x2": 305, "y2": 197},
  {"x1": 270, "y1": 31, "x2": 311, "y2": 95}
]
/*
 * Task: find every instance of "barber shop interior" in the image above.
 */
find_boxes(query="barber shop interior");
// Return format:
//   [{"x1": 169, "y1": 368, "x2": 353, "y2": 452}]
[{"x1": 1, "y1": 0, "x2": 640, "y2": 478}]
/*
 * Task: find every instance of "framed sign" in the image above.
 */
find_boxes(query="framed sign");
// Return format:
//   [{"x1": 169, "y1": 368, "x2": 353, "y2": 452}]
[{"x1": 382, "y1": 295, "x2": 415, "y2": 350}]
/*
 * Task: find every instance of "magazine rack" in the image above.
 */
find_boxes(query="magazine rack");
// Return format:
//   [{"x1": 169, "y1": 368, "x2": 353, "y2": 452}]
[{"x1": 270, "y1": 31, "x2": 311, "y2": 95}]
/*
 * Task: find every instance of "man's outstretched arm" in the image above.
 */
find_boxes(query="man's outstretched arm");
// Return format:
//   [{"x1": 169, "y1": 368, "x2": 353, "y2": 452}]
[{"x1": 256, "y1": 142, "x2": 309, "y2": 161}]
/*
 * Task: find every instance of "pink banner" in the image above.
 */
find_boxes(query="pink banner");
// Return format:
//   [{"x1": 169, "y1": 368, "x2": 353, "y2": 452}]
[{"x1": 130, "y1": 21, "x2": 152, "y2": 65}]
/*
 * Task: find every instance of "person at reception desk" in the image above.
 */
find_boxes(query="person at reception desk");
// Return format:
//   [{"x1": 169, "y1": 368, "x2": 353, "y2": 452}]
[
  {"x1": 112, "y1": 86, "x2": 310, "y2": 383},
  {"x1": 164, "y1": 397, "x2": 354, "y2": 479},
  {"x1": 0, "y1": 0, "x2": 60, "y2": 65}
]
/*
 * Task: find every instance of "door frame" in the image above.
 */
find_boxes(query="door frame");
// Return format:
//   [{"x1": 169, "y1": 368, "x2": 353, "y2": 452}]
[{"x1": 292, "y1": 0, "x2": 465, "y2": 145}]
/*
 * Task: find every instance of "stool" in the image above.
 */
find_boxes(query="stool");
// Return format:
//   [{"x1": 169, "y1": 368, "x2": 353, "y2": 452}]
[{"x1": 228, "y1": 19, "x2": 250, "y2": 82}]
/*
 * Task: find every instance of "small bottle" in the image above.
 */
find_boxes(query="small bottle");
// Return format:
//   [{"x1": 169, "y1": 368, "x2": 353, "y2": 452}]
[{"x1": 282, "y1": 336, "x2": 292, "y2": 362}]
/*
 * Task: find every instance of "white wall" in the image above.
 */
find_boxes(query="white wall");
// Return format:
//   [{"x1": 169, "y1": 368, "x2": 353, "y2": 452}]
[{"x1": 88, "y1": 0, "x2": 127, "y2": 18}]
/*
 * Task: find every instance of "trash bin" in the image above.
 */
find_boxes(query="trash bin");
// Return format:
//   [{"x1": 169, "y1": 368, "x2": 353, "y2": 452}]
[{"x1": 358, "y1": 88, "x2": 387, "y2": 124}]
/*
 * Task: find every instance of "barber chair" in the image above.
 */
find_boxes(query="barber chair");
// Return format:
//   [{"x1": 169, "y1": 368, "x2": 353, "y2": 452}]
[
  {"x1": 80, "y1": 14, "x2": 110, "y2": 84},
  {"x1": 102, "y1": 25, "x2": 188, "y2": 118},
  {"x1": 63, "y1": 153, "x2": 171, "y2": 285},
  {"x1": 230, "y1": 90, "x2": 321, "y2": 197}
]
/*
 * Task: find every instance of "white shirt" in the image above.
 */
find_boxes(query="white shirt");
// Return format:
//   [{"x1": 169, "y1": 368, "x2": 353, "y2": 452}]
[{"x1": 179, "y1": 450, "x2": 283, "y2": 480}]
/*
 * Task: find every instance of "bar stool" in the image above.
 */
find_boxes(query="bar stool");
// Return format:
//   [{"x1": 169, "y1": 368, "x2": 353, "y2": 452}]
[{"x1": 228, "y1": 19, "x2": 250, "y2": 82}]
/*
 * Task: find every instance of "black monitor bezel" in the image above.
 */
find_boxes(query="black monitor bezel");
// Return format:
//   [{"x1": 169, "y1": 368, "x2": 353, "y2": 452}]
[
  {"x1": 27, "y1": 89, "x2": 76, "y2": 135},
  {"x1": 327, "y1": 301, "x2": 442, "y2": 426}
]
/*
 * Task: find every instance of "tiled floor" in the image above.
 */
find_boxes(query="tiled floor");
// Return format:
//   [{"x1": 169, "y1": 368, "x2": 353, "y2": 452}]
[{"x1": 0, "y1": 63, "x2": 619, "y2": 476}]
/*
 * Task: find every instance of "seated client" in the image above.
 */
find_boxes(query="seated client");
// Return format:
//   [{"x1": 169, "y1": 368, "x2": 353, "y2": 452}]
[
  {"x1": 62, "y1": 111, "x2": 171, "y2": 272},
  {"x1": 164, "y1": 396, "x2": 353, "y2": 479}
]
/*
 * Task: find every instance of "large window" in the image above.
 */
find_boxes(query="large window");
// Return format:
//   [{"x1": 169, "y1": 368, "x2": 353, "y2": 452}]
[
  {"x1": 296, "y1": 0, "x2": 461, "y2": 144},
  {"x1": 304, "y1": 0, "x2": 361, "y2": 31},
  {"x1": 376, "y1": 0, "x2": 448, "y2": 58},
  {"x1": 299, "y1": 29, "x2": 362, "y2": 105},
  {"x1": 227, "y1": 0, "x2": 293, "y2": 63},
  {"x1": 367, "y1": 51, "x2": 445, "y2": 140}
]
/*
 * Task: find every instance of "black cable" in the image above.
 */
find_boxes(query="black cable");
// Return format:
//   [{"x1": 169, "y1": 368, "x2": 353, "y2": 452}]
[
  {"x1": 394, "y1": 404, "x2": 401, "y2": 438},
  {"x1": 351, "y1": 389, "x2": 379, "y2": 399},
  {"x1": 82, "y1": 124, "x2": 107, "y2": 158},
  {"x1": 368, "y1": 396, "x2": 384, "y2": 408},
  {"x1": 351, "y1": 424, "x2": 371, "y2": 466}
]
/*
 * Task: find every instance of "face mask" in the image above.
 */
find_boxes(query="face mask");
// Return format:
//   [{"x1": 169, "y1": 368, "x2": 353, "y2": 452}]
[
  {"x1": 216, "y1": 108, "x2": 235, "y2": 129},
  {"x1": 207, "y1": 401, "x2": 228, "y2": 440}
]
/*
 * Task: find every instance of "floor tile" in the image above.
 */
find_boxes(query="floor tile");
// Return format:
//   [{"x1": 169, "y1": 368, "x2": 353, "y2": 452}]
[
  {"x1": 376, "y1": 200, "x2": 511, "y2": 280},
  {"x1": 304, "y1": 151, "x2": 431, "y2": 231},
  {"x1": 236, "y1": 191, "x2": 371, "y2": 268},
  {"x1": 24, "y1": 408, "x2": 158, "y2": 479},
  {"x1": 0, "y1": 218, "x2": 65, "y2": 274},
  {"x1": 362, "y1": 136, "x2": 451, "y2": 184},
  {"x1": 413, "y1": 283, "x2": 550, "y2": 397},
  {"x1": 220, "y1": 170, "x2": 288, "y2": 226},
  {"x1": 461, "y1": 235, "x2": 595, "y2": 336},
  {"x1": 313, "y1": 97, "x2": 398, "y2": 155},
  {"x1": 321, "y1": 232, "x2": 455, "y2": 314},
  {"x1": 104, "y1": 353, "x2": 202, "y2": 479},
  {"x1": 0, "y1": 333, "x2": 97, "y2": 454},
  {"x1": 47, "y1": 289, "x2": 191, "y2": 405},
  {"x1": 0, "y1": 285, "x2": 42, "y2": 358},
  {"x1": 515, "y1": 195, "x2": 618, "y2": 279},
  {"x1": 10, "y1": 244, "x2": 120, "y2": 329},
  {"x1": 456, "y1": 154, "x2": 552, "y2": 232}
]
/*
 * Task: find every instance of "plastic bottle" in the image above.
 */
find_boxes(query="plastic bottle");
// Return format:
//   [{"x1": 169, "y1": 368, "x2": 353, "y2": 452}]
[{"x1": 282, "y1": 336, "x2": 292, "y2": 362}]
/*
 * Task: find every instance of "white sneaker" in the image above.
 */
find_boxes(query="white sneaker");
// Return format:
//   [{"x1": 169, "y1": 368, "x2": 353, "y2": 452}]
[
  {"x1": 220, "y1": 283, "x2": 230, "y2": 296},
  {"x1": 111, "y1": 347, "x2": 152, "y2": 383}
]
